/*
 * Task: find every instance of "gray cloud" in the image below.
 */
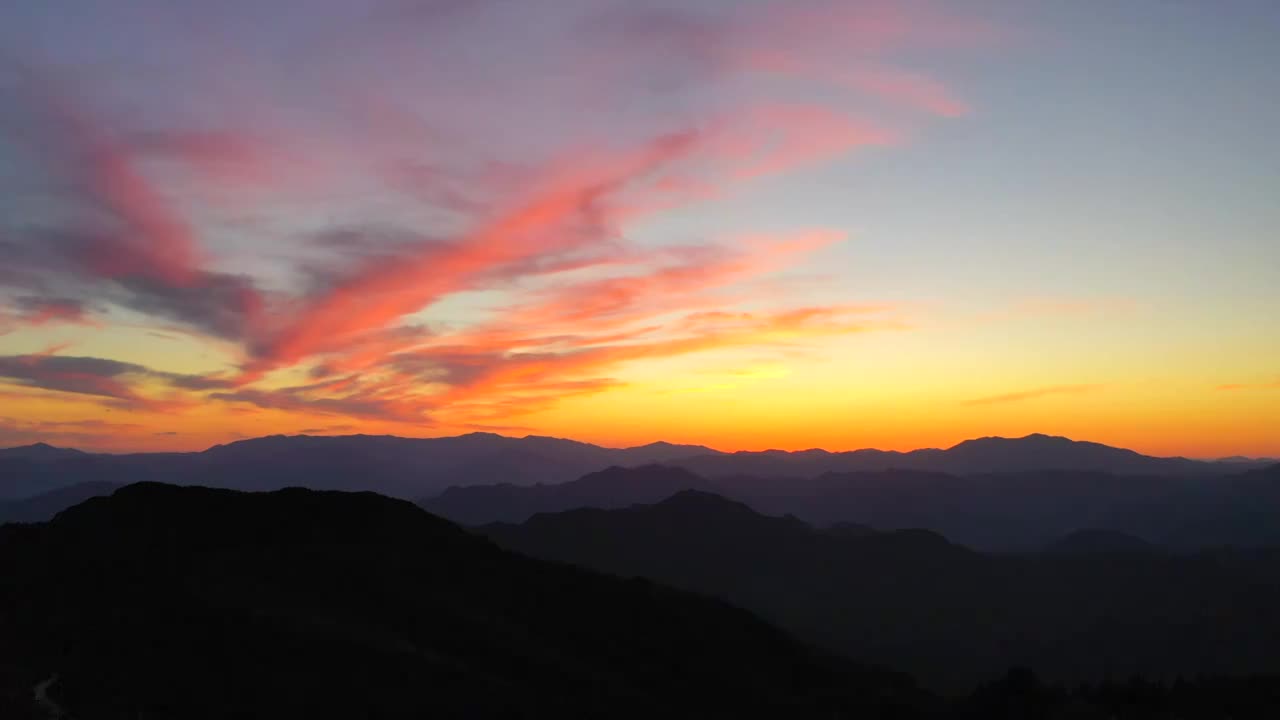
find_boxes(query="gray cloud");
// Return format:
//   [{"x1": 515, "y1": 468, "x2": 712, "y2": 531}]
[{"x1": 0, "y1": 354, "x2": 228, "y2": 405}]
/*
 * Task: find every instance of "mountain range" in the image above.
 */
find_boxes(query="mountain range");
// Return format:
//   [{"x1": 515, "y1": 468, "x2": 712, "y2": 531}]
[
  {"x1": 2, "y1": 431, "x2": 1266, "y2": 501},
  {"x1": 0, "y1": 433, "x2": 715, "y2": 501},
  {"x1": 484, "y1": 489, "x2": 1280, "y2": 691},
  {"x1": 428, "y1": 463, "x2": 1280, "y2": 551},
  {"x1": 5, "y1": 433, "x2": 1276, "y2": 551},
  {"x1": 423, "y1": 465, "x2": 720, "y2": 526},
  {"x1": 8, "y1": 482, "x2": 1279, "y2": 717}
]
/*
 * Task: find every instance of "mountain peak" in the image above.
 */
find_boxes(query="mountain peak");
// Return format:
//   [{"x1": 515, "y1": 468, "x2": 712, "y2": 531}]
[
  {"x1": 56, "y1": 482, "x2": 464, "y2": 546},
  {"x1": 949, "y1": 433, "x2": 1073, "y2": 450},
  {"x1": 582, "y1": 463, "x2": 704, "y2": 481},
  {"x1": 0, "y1": 442, "x2": 85, "y2": 459},
  {"x1": 653, "y1": 488, "x2": 751, "y2": 511},
  {"x1": 929, "y1": 433, "x2": 1195, "y2": 475}
]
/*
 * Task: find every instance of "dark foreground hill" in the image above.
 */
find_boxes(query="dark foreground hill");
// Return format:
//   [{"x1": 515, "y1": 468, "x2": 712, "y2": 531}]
[
  {"x1": 1045, "y1": 529, "x2": 1156, "y2": 554},
  {"x1": 485, "y1": 491, "x2": 1280, "y2": 692},
  {"x1": 0, "y1": 483, "x2": 930, "y2": 719}
]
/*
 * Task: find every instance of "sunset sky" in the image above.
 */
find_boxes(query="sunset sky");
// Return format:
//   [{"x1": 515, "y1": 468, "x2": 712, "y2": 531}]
[{"x1": 1, "y1": 0, "x2": 1277, "y2": 457}]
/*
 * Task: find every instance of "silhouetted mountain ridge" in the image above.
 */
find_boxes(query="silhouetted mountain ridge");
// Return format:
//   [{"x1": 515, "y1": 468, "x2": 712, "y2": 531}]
[
  {"x1": 5, "y1": 435, "x2": 1275, "y2": 550},
  {"x1": 434, "y1": 461, "x2": 1280, "y2": 551},
  {"x1": 0, "y1": 441, "x2": 86, "y2": 461},
  {"x1": 487, "y1": 490, "x2": 1280, "y2": 691},
  {"x1": 0, "y1": 481, "x2": 121, "y2": 525},
  {"x1": 673, "y1": 433, "x2": 1224, "y2": 479},
  {"x1": 426, "y1": 465, "x2": 718, "y2": 525},
  {"x1": 0, "y1": 482, "x2": 931, "y2": 718},
  {"x1": 3, "y1": 431, "x2": 1262, "y2": 502},
  {"x1": 512, "y1": 488, "x2": 818, "y2": 549}
]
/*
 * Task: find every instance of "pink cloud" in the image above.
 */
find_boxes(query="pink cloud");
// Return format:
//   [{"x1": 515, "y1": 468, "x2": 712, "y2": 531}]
[
  {"x1": 0, "y1": 0, "x2": 992, "y2": 430},
  {"x1": 241, "y1": 129, "x2": 707, "y2": 376},
  {"x1": 33, "y1": 84, "x2": 203, "y2": 287},
  {"x1": 0, "y1": 297, "x2": 98, "y2": 331}
]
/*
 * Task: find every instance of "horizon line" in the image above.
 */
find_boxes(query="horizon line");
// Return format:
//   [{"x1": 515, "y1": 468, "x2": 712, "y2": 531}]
[{"x1": 4, "y1": 431, "x2": 1275, "y2": 463}]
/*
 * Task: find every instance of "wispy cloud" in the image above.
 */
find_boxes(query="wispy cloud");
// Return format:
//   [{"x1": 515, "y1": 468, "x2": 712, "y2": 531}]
[
  {"x1": 0, "y1": 0, "x2": 989, "y2": 441},
  {"x1": 0, "y1": 64, "x2": 265, "y2": 342},
  {"x1": 7, "y1": 296, "x2": 100, "y2": 327},
  {"x1": 1216, "y1": 377, "x2": 1280, "y2": 391},
  {"x1": 0, "y1": 354, "x2": 226, "y2": 411},
  {"x1": 0, "y1": 417, "x2": 145, "y2": 450},
  {"x1": 963, "y1": 384, "x2": 1105, "y2": 407},
  {"x1": 297, "y1": 424, "x2": 358, "y2": 435}
]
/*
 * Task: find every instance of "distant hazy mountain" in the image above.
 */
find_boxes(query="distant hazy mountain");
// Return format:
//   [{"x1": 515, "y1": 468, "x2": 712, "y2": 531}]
[
  {"x1": 0, "y1": 483, "x2": 929, "y2": 718},
  {"x1": 0, "y1": 442, "x2": 94, "y2": 499},
  {"x1": 0, "y1": 447, "x2": 188, "y2": 500},
  {"x1": 0, "y1": 481, "x2": 121, "y2": 524},
  {"x1": 0, "y1": 441, "x2": 86, "y2": 461},
  {"x1": 422, "y1": 465, "x2": 718, "y2": 524},
  {"x1": 732, "y1": 468, "x2": 1202, "y2": 551},
  {"x1": 486, "y1": 491, "x2": 1280, "y2": 691},
  {"x1": 5, "y1": 435, "x2": 1275, "y2": 549},
  {"x1": 611, "y1": 440, "x2": 722, "y2": 465},
  {"x1": 6, "y1": 433, "x2": 1273, "y2": 553},
  {"x1": 671, "y1": 433, "x2": 1241, "y2": 479},
  {"x1": 1157, "y1": 463, "x2": 1280, "y2": 550},
  {"x1": 2, "y1": 432, "x2": 1256, "y2": 504},
  {"x1": 1218, "y1": 455, "x2": 1278, "y2": 465},
  {"x1": 491, "y1": 490, "x2": 829, "y2": 565},
  {"x1": 0, "y1": 433, "x2": 722, "y2": 501},
  {"x1": 753, "y1": 464, "x2": 1280, "y2": 551},
  {"x1": 195, "y1": 432, "x2": 618, "y2": 496},
  {"x1": 431, "y1": 462, "x2": 1280, "y2": 551},
  {"x1": 783, "y1": 464, "x2": 1280, "y2": 551}
]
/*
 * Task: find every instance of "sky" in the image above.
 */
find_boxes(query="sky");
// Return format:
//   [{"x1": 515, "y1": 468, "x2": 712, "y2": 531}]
[{"x1": 0, "y1": 0, "x2": 1277, "y2": 457}]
